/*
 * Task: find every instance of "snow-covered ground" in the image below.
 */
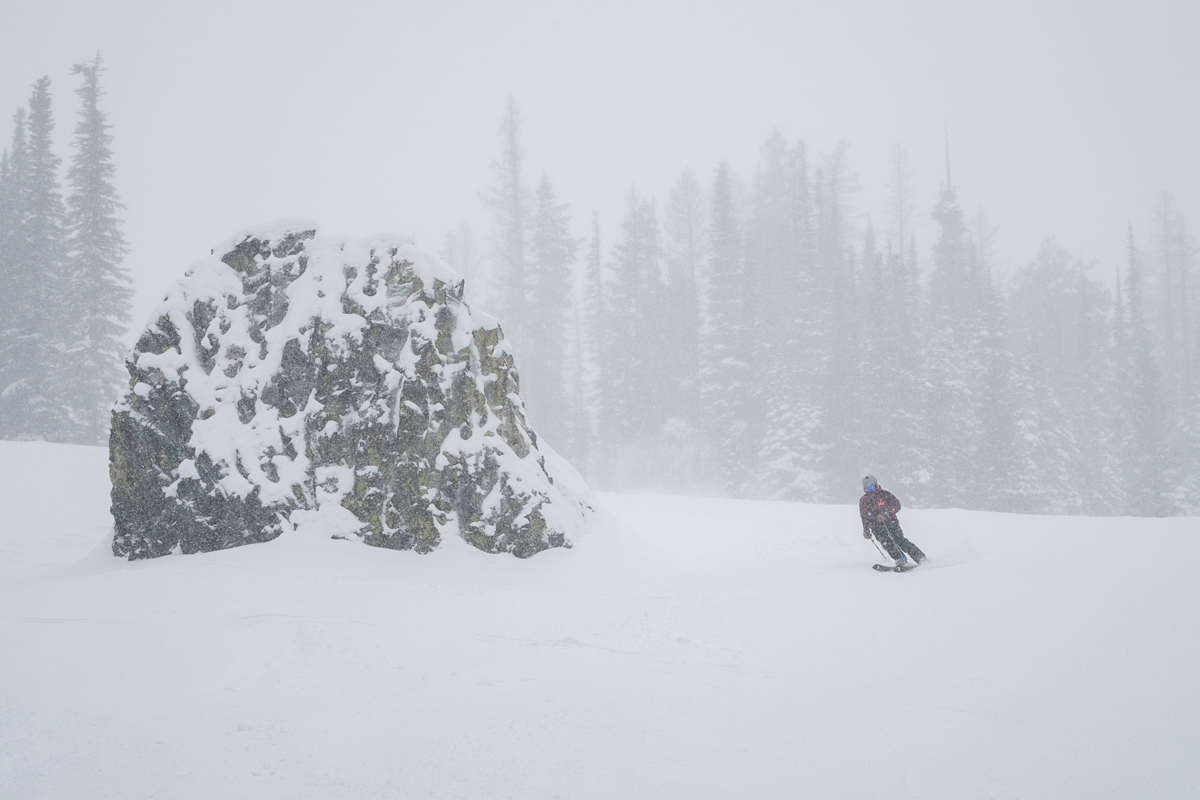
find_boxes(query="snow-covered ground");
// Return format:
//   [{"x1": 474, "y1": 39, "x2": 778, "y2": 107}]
[{"x1": 1, "y1": 441, "x2": 1197, "y2": 799}]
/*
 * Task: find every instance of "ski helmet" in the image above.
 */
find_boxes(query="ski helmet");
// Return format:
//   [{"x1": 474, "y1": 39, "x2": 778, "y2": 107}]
[{"x1": 862, "y1": 474, "x2": 877, "y2": 490}]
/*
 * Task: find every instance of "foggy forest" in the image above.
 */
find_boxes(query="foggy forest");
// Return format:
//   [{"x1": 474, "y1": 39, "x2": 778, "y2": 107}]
[{"x1": 1, "y1": 83, "x2": 1195, "y2": 517}]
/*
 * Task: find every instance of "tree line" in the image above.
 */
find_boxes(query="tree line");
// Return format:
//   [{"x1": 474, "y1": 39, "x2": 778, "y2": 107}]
[
  {"x1": 0, "y1": 55, "x2": 131, "y2": 446},
  {"x1": 0, "y1": 74, "x2": 1192, "y2": 519},
  {"x1": 452, "y1": 98, "x2": 1198, "y2": 516}
]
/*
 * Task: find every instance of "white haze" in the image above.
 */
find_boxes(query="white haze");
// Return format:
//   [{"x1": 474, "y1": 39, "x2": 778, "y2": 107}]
[{"x1": 0, "y1": 0, "x2": 1197, "y2": 330}]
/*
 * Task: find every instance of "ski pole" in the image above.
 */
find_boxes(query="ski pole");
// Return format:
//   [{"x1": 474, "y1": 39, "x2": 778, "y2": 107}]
[{"x1": 869, "y1": 534, "x2": 889, "y2": 561}]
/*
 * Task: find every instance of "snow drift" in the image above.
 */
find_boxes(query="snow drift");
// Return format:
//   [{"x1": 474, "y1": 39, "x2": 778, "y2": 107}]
[{"x1": 110, "y1": 221, "x2": 590, "y2": 559}]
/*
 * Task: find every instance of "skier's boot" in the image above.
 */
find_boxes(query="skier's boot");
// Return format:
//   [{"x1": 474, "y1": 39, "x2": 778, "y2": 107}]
[{"x1": 895, "y1": 555, "x2": 909, "y2": 569}]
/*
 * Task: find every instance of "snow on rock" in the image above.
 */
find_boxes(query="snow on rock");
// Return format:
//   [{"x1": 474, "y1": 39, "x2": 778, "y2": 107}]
[{"x1": 110, "y1": 221, "x2": 591, "y2": 560}]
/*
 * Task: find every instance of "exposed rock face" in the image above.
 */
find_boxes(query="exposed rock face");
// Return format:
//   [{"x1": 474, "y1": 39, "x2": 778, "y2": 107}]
[{"x1": 110, "y1": 221, "x2": 590, "y2": 559}]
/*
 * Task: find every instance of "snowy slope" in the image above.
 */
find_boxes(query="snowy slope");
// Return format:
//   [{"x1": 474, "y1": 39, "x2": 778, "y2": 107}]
[{"x1": 1, "y1": 441, "x2": 1197, "y2": 800}]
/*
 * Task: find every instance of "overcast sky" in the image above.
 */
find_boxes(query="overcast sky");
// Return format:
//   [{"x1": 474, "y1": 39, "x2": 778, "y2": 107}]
[{"x1": 2, "y1": 0, "x2": 1196, "y2": 329}]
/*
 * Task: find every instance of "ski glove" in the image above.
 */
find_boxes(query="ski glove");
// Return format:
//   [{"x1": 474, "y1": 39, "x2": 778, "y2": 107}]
[{"x1": 863, "y1": 531, "x2": 872, "y2": 539}]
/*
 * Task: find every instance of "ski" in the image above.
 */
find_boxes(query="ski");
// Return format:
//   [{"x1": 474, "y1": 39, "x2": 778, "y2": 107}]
[{"x1": 873, "y1": 563, "x2": 917, "y2": 572}]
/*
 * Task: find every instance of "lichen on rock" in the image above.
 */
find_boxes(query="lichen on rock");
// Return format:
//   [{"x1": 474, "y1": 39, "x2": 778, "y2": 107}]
[{"x1": 110, "y1": 220, "x2": 591, "y2": 559}]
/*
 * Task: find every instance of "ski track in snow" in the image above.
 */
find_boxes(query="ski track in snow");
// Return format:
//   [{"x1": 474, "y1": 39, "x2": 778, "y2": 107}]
[{"x1": 1, "y1": 441, "x2": 1198, "y2": 799}]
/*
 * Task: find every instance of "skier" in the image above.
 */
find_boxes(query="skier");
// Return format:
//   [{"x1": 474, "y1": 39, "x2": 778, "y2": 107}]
[{"x1": 860, "y1": 475, "x2": 926, "y2": 570}]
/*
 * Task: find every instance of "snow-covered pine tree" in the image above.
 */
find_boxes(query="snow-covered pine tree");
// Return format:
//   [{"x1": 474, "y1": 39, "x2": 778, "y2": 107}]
[
  {"x1": 64, "y1": 55, "x2": 132, "y2": 445},
  {"x1": 957, "y1": 209, "x2": 1011, "y2": 509},
  {"x1": 858, "y1": 220, "x2": 886, "y2": 401},
  {"x1": 1010, "y1": 240, "x2": 1124, "y2": 513},
  {"x1": 972, "y1": 263, "x2": 1023, "y2": 511},
  {"x1": 858, "y1": 220, "x2": 922, "y2": 495},
  {"x1": 857, "y1": 145, "x2": 925, "y2": 503},
  {"x1": 0, "y1": 80, "x2": 70, "y2": 441},
  {"x1": 1149, "y1": 194, "x2": 1192, "y2": 418},
  {"x1": 566, "y1": 234, "x2": 590, "y2": 474},
  {"x1": 525, "y1": 173, "x2": 580, "y2": 452},
  {"x1": 701, "y1": 163, "x2": 752, "y2": 493},
  {"x1": 885, "y1": 144, "x2": 918, "y2": 258},
  {"x1": 0, "y1": 151, "x2": 12, "y2": 282},
  {"x1": 919, "y1": 164, "x2": 977, "y2": 506},
  {"x1": 0, "y1": 110, "x2": 32, "y2": 440},
  {"x1": 26, "y1": 78, "x2": 71, "y2": 435},
  {"x1": 1003, "y1": 344, "x2": 1077, "y2": 513},
  {"x1": 882, "y1": 237, "x2": 927, "y2": 494},
  {"x1": 1109, "y1": 266, "x2": 1134, "y2": 513},
  {"x1": 756, "y1": 140, "x2": 822, "y2": 499},
  {"x1": 747, "y1": 134, "x2": 795, "y2": 496},
  {"x1": 1177, "y1": 322, "x2": 1200, "y2": 513},
  {"x1": 606, "y1": 189, "x2": 668, "y2": 461},
  {"x1": 813, "y1": 143, "x2": 860, "y2": 500},
  {"x1": 1069, "y1": 255, "x2": 1122, "y2": 514},
  {"x1": 1118, "y1": 227, "x2": 1171, "y2": 515},
  {"x1": 748, "y1": 132, "x2": 794, "y2": 360},
  {"x1": 578, "y1": 211, "x2": 605, "y2": 476},
  {"x1": 660, "y1": 169, "x2": 707, "y2": 484},
  {"x1": 631, "y1": 201, "x2": 670, "y2": 445},
  {"x1": 600, "y1": 190, "x2": 639, "y2": 458},
  {"x1": 481, "y1": 97, "x2": 531, "y2": 352},
  {"x1": 0, "y1": 135, "x2": 24, "y2": 438},
  {"x1": 1147, "y1": 196, "x2": 1196, "y2": 505},
  {"x1": 662, "y1": 169, "x2": 704, "y2": 427}
]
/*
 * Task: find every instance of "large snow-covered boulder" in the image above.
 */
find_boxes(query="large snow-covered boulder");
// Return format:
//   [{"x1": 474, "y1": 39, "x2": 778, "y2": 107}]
[{"x1": 110, "y1": 221, "x2": 590, "y2": 559}]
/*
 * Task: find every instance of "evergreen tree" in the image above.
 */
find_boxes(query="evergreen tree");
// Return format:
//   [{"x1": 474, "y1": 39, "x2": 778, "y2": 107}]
[
  {"x1": 0, "y1": 111, "x2": 30, "y2": 439},
  {"x1": 884, "y1": 144, "x2": 918, "y2": 254},
  {"x1": 1176, "y1": 320, "x2": 1200, "y2": 512},
  {"x1": 1118, "y1": 227, "x2": 1170, "y2": 515},
  {"x1": 579, "y1": 211, "x2": 605, "y2": 476},
  {"x1": 974, "y1": 273, "x2": 1022, "y2": 511},
  {"x1": 1003, "y1": 347, "x2": 1074, "y2": 512},
  {"x1": 662, "y1": 169, "x2": 704, "y2": 426},
  {"x1": 1008, "y1": 240, "x2": 1125, "y2": 513},
  {"x1": 743, "y1": 133, "x2": 799, "y2": 497},
  {"x1": 608, "y1": 189, "x2": 667, "y2": 446},
  {"x1": 701, "y1": 163, "x2": 751, "y2": 492},
  {"x1": 813, "y1": 143, "x2": 860, "y2": 500},
  {"x1": 64, "y1": 54, "x2": 132, "y2": 445},
  {"x1": 919, "y1": 162, "x2": 977, "y2": 506},
  {"x1": 859, "y1": 221, "x2": 888, "y2": 414},
  {"x1": 1149, "y1": 193, "x2": 1192, "y2": 416},
  {"x1": 860, "y1": 146, "x2": 925, "y2": 500},
  {"x1": 858, "y1": 220, "x2": 931, "y2": 496},
  {"x1": 884, "y1": 148, "x2": 923, "y2": 391},
  {"x1": 566, "y1": 252, "x2": 589, "y2": 472},
  {"x1": 756, "y1": 141, "x2": 822, "y2": 499},
  {"x1": 0, "y1": 151, "x2": 10, "y2": 279},
  {"x1": 1109, "y1": 268, "x2": 1133, "y2": 514},
  {"x1": 1147, "y1": 195, "x2": 1197, "y2": 503},
  {"x1": 0, "y1": 80, "x2": 69, "y2": 440},
  {"x1": 658, "y1": 169, "x2": 707, "y2": 485},
  {"x1": 992, "y1": 246, "x2": 1064, "y2": 514},
  {"x1": 0, "y1": 137, "x2": 23, "y2": 434},
  {"x1": 481, "y1": 97, "x2": 531, "y2": 351},
  {"x1": 601, "y1": 189, "x2": 638, "y2": 454},
  {"x1": 525, "y1": 174, "x2": 580, "y2": 450},
  {"x1": 1069, "y1": 256, "x2": 1122, "y2": 514},
  {"x1": 748, "y1": 131, "x2": 795, "y2": 357}
]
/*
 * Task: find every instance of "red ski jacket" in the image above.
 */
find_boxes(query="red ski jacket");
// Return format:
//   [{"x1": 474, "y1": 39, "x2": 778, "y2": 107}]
[{"x1": 859, "y1": 488, "x2": 901, "y2": 532}]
